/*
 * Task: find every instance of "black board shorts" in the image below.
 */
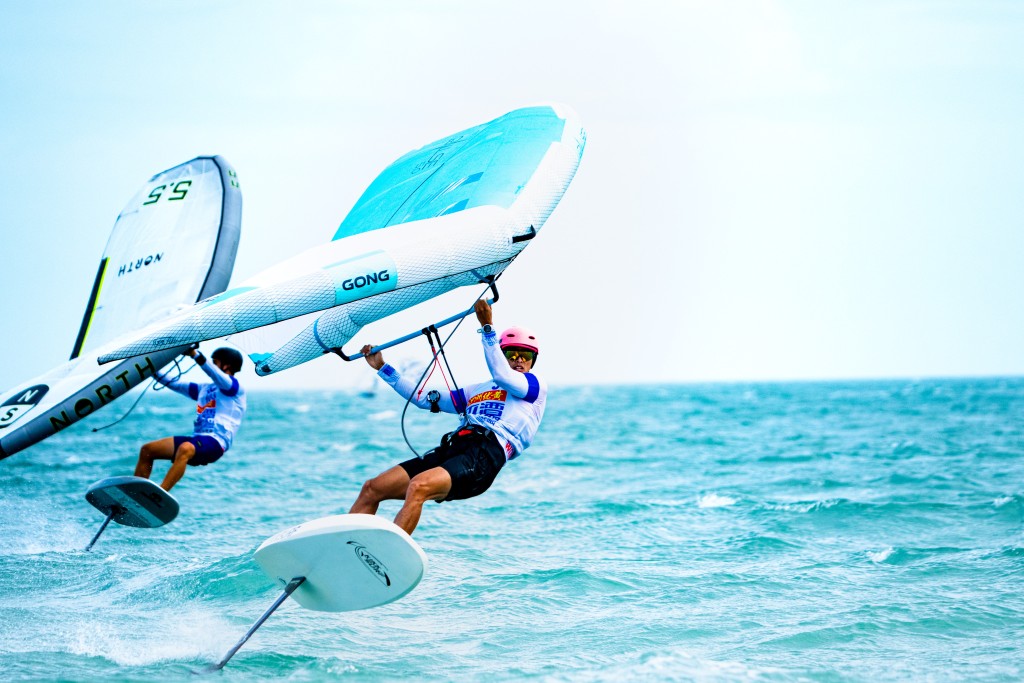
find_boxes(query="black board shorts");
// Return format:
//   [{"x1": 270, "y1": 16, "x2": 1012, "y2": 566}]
[{"x1": 400, "y1": 427, "x2": 506, "y2": 502}]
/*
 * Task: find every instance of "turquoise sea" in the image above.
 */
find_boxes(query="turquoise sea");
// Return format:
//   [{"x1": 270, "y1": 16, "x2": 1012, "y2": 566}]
[{"x1": 1, "y1": 379, "x2": 1023, "y2": 681}]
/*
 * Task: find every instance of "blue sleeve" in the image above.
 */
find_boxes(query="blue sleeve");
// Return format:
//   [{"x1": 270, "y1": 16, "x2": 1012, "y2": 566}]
[
  {"x1": 452, "y1": 388, "x2": 468, "y2": 412},
  {"x1": 522, "y1": 373, "x2": 540, "y2": 403},
  {"x1": 222, "y1": 377, "x2": 240, "y2": 397}
]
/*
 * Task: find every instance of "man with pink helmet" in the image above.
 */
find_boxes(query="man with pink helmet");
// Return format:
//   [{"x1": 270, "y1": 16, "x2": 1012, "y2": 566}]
[{"x1": 348, "y1": 299, "x2": 547, "y2": 535}]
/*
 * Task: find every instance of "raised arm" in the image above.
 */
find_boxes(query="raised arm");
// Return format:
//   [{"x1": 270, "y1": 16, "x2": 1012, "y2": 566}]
[
  {"x1": 481, "y1": 332, "x2": 539, "y2": 399},
  {"x1": 196, "y1": 350, "x2": 241, "y2": 395},
  {"x1": 475, "y1": 301, "x2": 544, "y2": 403},
  {"x1": 474, "y1": 299, "x2": 541, "y2": 401}
]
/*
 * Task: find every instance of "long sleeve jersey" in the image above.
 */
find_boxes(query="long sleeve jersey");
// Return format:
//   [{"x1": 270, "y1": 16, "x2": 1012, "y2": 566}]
[
  {"x1": 156, "y1": 359, "x2": 246, "y2": 451},
  {"x1": 376, "y1": 328, "x2": 547, "y2": 459}
]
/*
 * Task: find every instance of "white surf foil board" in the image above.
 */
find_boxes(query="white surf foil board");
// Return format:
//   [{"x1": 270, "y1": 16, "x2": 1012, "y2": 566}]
[{"x1": 254, "y1": 514, "x2": 427, "y2": 612}]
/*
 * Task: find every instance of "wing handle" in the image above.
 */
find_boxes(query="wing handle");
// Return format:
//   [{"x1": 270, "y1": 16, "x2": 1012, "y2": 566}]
[{"x1": 333, "y1": 277, "x2": 499, "y2": 362}]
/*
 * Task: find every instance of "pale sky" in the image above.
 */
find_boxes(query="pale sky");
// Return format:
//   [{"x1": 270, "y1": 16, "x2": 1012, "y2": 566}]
[{"x1": 1, "y1": 1, "x2": 1022, "y2": 391}]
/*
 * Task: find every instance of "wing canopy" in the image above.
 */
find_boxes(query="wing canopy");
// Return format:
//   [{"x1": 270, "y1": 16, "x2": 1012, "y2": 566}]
[
  {"x1": 99, "y1": 105, "x2": 586, "y2": 374},
  {"x1": 72, "y1": 157, "x2": 241, "y2": 357}
]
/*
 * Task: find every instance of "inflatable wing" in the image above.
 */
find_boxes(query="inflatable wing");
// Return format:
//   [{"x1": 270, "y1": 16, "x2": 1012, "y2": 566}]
[
  {"x1": 0, "y1": 156, "x2": 241, "y2": 460},
  {"x1": 99, "y1": 104, "x2": 585, "y2": 375}
]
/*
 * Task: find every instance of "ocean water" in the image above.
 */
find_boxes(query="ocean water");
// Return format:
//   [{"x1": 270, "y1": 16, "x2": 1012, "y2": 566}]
[{"x1": 1, "y1": 379, "x2": 1023, "y2": 682}]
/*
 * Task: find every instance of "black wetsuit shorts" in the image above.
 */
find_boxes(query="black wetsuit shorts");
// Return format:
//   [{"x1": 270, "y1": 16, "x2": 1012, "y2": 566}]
[{"x1": 399, "y1": 426, "x2": 506, "y2": 502}]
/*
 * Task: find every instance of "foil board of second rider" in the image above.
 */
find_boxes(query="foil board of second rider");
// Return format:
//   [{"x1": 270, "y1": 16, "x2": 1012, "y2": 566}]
[{"x1": 84, "y1": 475, "x2": 179, "y2": 550}]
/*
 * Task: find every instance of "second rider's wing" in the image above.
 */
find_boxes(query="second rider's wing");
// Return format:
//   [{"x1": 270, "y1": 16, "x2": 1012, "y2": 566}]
[{"x1": 0, "y1": 156, "x2": 241, "y2": 460}]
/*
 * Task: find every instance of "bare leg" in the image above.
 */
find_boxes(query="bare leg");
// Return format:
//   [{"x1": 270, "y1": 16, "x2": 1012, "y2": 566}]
[
  {"x1": 393, "y1": 467, "x2": 452, "y2": 535},
  {"x1": 160, "y1": 440, "x2": 196, "y2": 492},
  {"x1": 135, "y1": 437, "x2": 175, "y2": 479},
  {"x1": 350, "y1": 465, "x2": 411, "y2": 515}
]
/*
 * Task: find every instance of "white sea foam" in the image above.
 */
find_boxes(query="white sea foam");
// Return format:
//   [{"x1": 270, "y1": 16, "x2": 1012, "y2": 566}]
[
  {"x1": 0, "y1": 512, "x2": 89, "y2": 555},
  {"x1": 764, "y1": 498, "x2": 842, "y2": 513},
  {"x1": 65, "y1": 607, "x2": 234, "y2": 666},
  {"x1": 868, "y1": 546, "x2": 895, "y2": 563},
  {"x1": 698, "y1": 493, "x2": 737, "y2": 508},
  {"x1": 993, "y1": 496, "x2": 1014, "y2": 508},
  {"x1": 547, "y1": 646, "x2": 787, "y2": 682}
]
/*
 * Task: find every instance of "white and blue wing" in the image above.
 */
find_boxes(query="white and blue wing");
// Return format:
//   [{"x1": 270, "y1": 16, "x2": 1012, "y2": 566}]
[{"x1": 99, "y1": 105, "x2": 586, "y2": 375}]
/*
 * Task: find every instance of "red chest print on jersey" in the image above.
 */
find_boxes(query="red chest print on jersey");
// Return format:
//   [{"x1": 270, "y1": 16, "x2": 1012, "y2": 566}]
[{"x1": 467, "y1": 389, "x2": 507, "y2": 405}]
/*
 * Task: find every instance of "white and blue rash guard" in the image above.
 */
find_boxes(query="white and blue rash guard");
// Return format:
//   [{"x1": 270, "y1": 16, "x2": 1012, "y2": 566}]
[
  {"x1": 376, "y1": 329, "x2": 547, "y2": 460},
  {"x1": 156, "y1": 360, "x2": 246, "y2": 451}
]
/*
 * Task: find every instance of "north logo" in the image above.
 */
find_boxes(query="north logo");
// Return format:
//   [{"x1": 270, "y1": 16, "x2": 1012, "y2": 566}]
[
  {"x1": 0, "y1": 384, "x2": 49, "y2": 430},
  {"x1": 117, "y1": 253, "x2": 164, "y2": 277}
]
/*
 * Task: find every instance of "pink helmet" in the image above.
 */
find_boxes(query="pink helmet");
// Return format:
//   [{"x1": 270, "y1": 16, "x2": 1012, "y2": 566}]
[{"x1": 499, "y1": 326, "x2": 539, "y2": 354}]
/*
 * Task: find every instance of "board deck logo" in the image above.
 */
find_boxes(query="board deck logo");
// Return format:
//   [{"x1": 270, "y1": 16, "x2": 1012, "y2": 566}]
[
  {"x1": 347, "y1": 541, "x2": 391, "y2": 586},
  {"x1": 0, "y1": 384, "x2": 49, "y2": 430},
  {"x1": 267, "y1": 524, "x2": 303, "y2": 545}
]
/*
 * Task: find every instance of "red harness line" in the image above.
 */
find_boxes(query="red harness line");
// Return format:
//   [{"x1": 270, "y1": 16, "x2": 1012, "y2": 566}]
[{"x1": 416, "y1": 349, "x2": 456, "y2": 403}]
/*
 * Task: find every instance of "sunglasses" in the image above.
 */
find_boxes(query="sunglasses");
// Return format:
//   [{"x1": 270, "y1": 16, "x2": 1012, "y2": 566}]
[{"x1": 503, "y1": 349, "x2": 536, "y2": 363}]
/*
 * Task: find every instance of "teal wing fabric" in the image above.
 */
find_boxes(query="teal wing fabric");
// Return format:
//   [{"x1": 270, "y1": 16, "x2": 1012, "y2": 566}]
[{"x1": 334, "y1": 106, "x2": 565, "y2": 239}]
